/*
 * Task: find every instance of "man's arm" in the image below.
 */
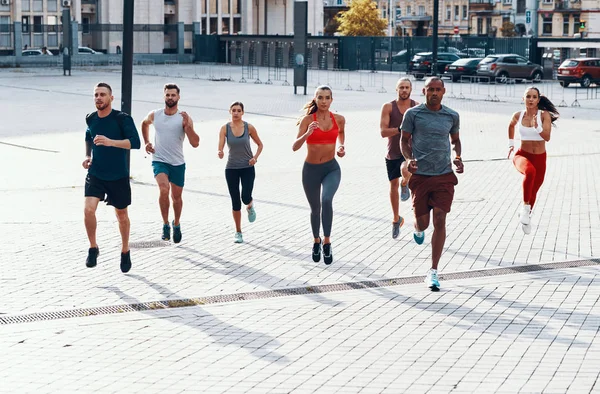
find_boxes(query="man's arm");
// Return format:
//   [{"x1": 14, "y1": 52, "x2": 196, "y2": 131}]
[
  {"x1": 400, "y1": 131, "x2": 413, "y2": 160},
  {"x1": 380, "y1": 103, "x2": 398, "y2": 138},
  {"x1": 141, "y1": 111, "x2": 154, "y2": 146},
  {"x1": 181, "y1": 111, "x2": 200, "y2": 148},
  {"x1": 94, "y1": 115, "x2": 141, "y2": 150},
  {"x1": 451, "y1": 132, "x2": 463, "y2": 173}
]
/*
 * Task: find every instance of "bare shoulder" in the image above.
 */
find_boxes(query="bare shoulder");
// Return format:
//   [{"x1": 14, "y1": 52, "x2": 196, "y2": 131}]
[
  {"x1": 381, "y1": 102, "x2": 392, "y2": 112},
  {"x1": 299, "y1": 114, "x2": 312, "y2": 126},
  {"x1": 247, "y1": 123, "x2": 258, "y2": 133},
  {"x1": 333, "y1": 113, "x2": 345, "y2": 123},
  {"x1": 510, "y1": 111, "x2": 521, "y2": 123}
]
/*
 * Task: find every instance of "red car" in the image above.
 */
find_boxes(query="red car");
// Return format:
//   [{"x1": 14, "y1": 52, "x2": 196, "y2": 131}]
[{"x1": 557, "y1": 57, "x2": 600, "y2": 88}]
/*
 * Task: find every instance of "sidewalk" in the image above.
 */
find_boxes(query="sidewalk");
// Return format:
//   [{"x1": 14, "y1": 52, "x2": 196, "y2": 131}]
[{"x1": 1, "y1": 69, "x2": 599, "y2": 393}]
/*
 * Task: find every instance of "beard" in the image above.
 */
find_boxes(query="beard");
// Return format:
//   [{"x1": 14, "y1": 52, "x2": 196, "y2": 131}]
[
  {"x1": 398, "y1": 93, "x2": 411, "y2": 101},
  {"x1": 95, "y1": 102, "x2": 109, "y2": 111},
  {"x1": 165, "y1": 100, "x2": 178, "y2": 108}
]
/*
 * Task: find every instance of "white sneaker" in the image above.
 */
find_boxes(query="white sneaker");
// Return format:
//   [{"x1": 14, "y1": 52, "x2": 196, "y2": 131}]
[
  {"x1": 522, "y1": 223, "x2": 532, "y2": 235},
  {"x1": 520, "y1": 204, "x2": 531, "y2": 225},
  {"x1": 425, "y1": 269, "x2": 440, "y2": 291}
]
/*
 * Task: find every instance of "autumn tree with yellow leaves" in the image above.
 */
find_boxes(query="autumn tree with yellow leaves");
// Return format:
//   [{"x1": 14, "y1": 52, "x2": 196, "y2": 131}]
[{"x1": 336, "y1": 0, "x2": 388, "y2": 36}]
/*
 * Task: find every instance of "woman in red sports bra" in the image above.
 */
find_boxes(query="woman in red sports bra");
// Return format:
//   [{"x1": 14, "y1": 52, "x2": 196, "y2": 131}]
[{"x1": 293, "y1": 85, "x2": 346, "y2": 265}]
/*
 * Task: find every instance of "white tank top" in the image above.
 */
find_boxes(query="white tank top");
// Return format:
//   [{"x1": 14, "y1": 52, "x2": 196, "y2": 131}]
[
  {"x1": 517, "y1": 110, "x2": 544, "y2": 141},
  {"x1": 152, "y1": 109, "x2": 186, "y2": 166}
]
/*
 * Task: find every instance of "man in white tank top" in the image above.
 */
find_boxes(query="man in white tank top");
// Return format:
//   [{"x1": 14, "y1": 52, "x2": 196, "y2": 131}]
[{"x1": 141, "y1": 84, "x2": 200, "y2": 243}]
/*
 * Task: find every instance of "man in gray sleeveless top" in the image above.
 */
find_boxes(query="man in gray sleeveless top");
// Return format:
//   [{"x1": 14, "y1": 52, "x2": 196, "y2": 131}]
[
  {"x1": 141, "y1": 84, "x2": 200, "y2": 243},
  {"x1": 400, "y1": 77, "x2": 463, "y2": 292},
  {"x1": 380, "y1": 77, "x2": 418, "y2": 239}
]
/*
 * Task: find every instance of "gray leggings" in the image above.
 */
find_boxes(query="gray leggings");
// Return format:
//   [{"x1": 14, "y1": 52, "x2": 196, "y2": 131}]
[{"x1": 302, "y1": 159, "x2": 341, "y2": 238}]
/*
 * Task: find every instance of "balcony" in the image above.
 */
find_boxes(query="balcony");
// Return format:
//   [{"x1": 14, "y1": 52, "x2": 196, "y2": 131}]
[
  {"x1": 469, "y1": 0, "x2": 494, "y2": 11},
  {"x1": 554, "y1": 0, "x2": 581, "y2": 11}
]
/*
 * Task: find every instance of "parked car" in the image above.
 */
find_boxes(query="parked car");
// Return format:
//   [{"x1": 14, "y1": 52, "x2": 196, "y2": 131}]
[
  {"x1": 390, "y1": 48, "x2": 427, "y2": 64},
  {"x1": 78, "y1": 46, "x2": 103, "y2": 55},
  {"x1": 408, "y1": 52, "x2": 461, "y2": 80},
  {"x1": 461, "y1": 48, "x2": 486, "y2": 58},
  {"x1": 22, "y1": 49, "x2": 54, "y2": 56},
  {"x1": 557, "y1": 58, "x2": 600, "y2": 88},
  {"x1": 476, "y1": 54, "x2": 543, "y2": 83},
  {"x1": 444, "y1": 58, "x2": 483, "y2": 82}
]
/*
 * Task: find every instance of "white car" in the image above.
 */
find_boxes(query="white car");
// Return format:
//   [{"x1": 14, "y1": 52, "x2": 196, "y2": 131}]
[
  {"x1": 22, "y1": 49, "x2": 54, "y2": 56},
  {"x1": 78, "y1": 46, "x2": 103, "y2": 55}
]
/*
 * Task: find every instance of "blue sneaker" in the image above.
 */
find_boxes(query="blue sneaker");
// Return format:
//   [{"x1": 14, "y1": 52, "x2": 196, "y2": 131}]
[
  {"x1": 172, "y1": 221, "x2": 182, "y2": 243},
  {"x1": 400, "y1": 183, "x2": 410, "y2": 202},
  {"x1": 392, "y1": 217, "x2": 404, "y2": 239},
  {"x1": 247, "y1": 204, "x2": 256, "y2": 223},
  {"x1": 425, "y1": 269, "x2": 440, "y2": 291},
  {"x1": 234, "y1": 232, "x2": 244, "y2": 243},
  {"x1": 413, "y1": 230, "x2": 425, "y2": 245},
  {"x1": 162, "y1": 223, "x2": 171, "y2": 241}
]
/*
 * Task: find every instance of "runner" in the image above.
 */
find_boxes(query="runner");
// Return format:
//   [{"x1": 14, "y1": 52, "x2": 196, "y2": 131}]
[
  {"x1": 293, "y1": 85, "x2": 346, "y2": 265},
  {"x1": 218, "y1": 102, "x2": 264, "y2": 243},
  {"x1": 507, "y1": 86, "x2": 559, "y2": 234},
  {"x1": 83, "y1": 82, "x2": 141, "y2": 273},
  {"x1": 400, "y1": 77, "x2": 463, "y2": 291},
  {"x1": 380, "y1": 77, "x2": 418, "y2": 238},
  {"x1": 141, "y1": 83, "x2": 199, "y2": 243}
]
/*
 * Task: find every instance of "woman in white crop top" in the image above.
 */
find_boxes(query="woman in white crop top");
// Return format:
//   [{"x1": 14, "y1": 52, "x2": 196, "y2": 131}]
[{"x1": 507, "y1": 86, "x2": 559, "y2": 234}]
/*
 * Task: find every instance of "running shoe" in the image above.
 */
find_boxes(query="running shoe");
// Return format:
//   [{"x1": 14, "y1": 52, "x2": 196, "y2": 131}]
[
  {"x1": 234, "y1": 232, "x2": 244, "y2": 243},
  {"x1": 120, "y1": 251, "x2": 132, "y2": 273},
  {"x1": 247, "y1": 204, "x2": 256, "y2": 223},
  {"x1": 413, "y1": 230, "x2": 425, "y2": 245},
  {"x1": 522, "y1": 223, "x2": 532, "y2": 235},
  {"x1": 172, "y1": 221, "x2": 182, "y2": 244},
  {"x1": 162, "y1": 223, "x2": 171, "y2": 241},
  {"x1": 312, "y1": 238, "x2": 322, "y2": 262},
  {"x1": 323, "y1": 243, "x2": 333, "y2": 265},
  {"x1": 392, "y1": 217, "x2": 405, "y2": 239},
  {"x1": 425, "y1": 269, "x2": 440, "y2": 291},
  {"x1": 520, "y1": 204, "x2": 531, "y2": 225},
  {"x1": 400, "y1": 183, "x2": 410, "y2": 202},
  {"x1": 86, "y1": 247, "x2": 99, "y2": 268}
]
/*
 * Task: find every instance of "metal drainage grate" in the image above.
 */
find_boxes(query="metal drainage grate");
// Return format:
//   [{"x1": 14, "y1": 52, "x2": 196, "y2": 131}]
[
  {"x1": 1, "y1": 258, "x2": 598, "y2": 325},
  {"x1": 129, "y1": 240, "x2": 171, "y2": 249}
]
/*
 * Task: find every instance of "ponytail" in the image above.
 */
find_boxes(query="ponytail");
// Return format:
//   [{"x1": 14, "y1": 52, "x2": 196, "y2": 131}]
[
  {"x1": 296, "y1": 99, "x2": 317, "y2": 125},
  {"x1": 538, "y1": 95, "x2": 559, "y2": 125}
]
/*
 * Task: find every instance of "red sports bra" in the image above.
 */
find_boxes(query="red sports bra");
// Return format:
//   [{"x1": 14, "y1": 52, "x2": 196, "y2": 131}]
[{"x1": 306, "y1": 112, "x2": 339, "y2": 145}]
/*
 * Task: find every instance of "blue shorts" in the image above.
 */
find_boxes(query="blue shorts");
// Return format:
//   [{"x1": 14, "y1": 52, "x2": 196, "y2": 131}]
[{"x1": 152, "y1": 161, "x2": 186, "y2": 187}]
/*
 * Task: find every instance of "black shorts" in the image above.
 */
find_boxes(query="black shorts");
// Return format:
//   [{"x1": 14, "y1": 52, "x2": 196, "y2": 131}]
[
  {"x1": 84, "y1": 174, "x2": 131, "y2": 210},
  {"x1": 385, "y1": 157, "x2": 405, "y2": 181}
]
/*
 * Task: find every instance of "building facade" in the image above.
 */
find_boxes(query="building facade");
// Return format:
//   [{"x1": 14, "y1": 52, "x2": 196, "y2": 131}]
[
  {"x1": 0, "y1": 0, "x2": 325, "y2": 54},
  {"x1": 382, "y1": 0, "x2": 470, "y2": 36},
  {"x1": 537, "y1": 0, "x2": 599, "y2": 38}
]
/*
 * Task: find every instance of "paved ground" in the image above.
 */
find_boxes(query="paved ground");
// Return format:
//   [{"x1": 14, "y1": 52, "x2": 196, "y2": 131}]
[{"x1": 0, "y1": 66, "x2": 599, "y2": 393}]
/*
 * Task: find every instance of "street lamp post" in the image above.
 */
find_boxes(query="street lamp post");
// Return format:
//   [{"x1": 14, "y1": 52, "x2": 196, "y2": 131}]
[
  {"x1": 121, "y1": 0, "x2": 134, "y2": 116},
  {"x1": 432, "y1": 0, "x2": 439, "y2": 77}
]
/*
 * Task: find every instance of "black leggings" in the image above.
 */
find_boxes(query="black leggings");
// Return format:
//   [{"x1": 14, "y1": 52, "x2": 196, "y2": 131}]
[
  {"x1": 302, "y1": 159, "x2": 341, "y2": 238},
  {"x1": 225, "y1": 166, "x2": 255, "y2": 211}
]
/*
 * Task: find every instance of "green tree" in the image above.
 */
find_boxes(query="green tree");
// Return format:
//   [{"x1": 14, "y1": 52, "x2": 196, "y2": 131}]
[
  {"x1": 500, "y1": 21, "x2": 517, "y2": 37},
  {"x1": 336, "y1": 0, "x2": 388, "y2": 36}
]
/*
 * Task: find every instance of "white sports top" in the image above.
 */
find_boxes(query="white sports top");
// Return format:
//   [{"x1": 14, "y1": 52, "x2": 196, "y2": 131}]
[{"x1": 518, "y1": 110, "x2": 544, "y2": 141}]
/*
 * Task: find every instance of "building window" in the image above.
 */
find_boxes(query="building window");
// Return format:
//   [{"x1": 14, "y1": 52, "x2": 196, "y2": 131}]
[
  {"x1": 516, "y1": 0, "x2": 525, "y2": 14},
  {"x1": 22, "y1": 0, "x2": 30, "y2": 12},
  {"x1": 82, "y1": 17, "x2": 90, "y2": 34},
  {"x1": 543, "y1": 0, "x2": 552, "y2": 3},
  {"x1": 22, "y1": 16, "x2": 30, "y2": 33},
  {"x1": 446, "y1": 6, "x2": 451, "y2": 20},
  {"x1": 542, "y1": 15, "x2": 553, "y2": 35},
  {"x1": 563, "y1": 15, "x2": 569, "y2": 36},
  {"x1": 0, "y1": 16, "x2": 10, "y2": 48},
  {"x1": 454, "y1": 5, "x2": 459, "y2": 20},
  {"x1": 32, "y1": 0, "x2": 42, "y2": 12},
  {"x1": 418, "y1": 5, "x2": 425, "y2": 16},
  {"x1": 573, "y1": 14, "x2": 580, "y2": 33},
  {"x1": 47, "y1": 0, "x2": 57, "y2": 12},
  {"x1": 486, "y1": 17, "x2": 492, "y2": 34},
  {"x1": 462, "y1": 5, "x2": 467, "y2": 20},
  {"x1": 33, "y1": 15, "x2": 42, "y2": 33},
  {"x1": 407, "y1": 5, "x2": 411, "y2": 15},
  {"x1": 477, "y1": 17, "x2": 483, "y2": 35}
]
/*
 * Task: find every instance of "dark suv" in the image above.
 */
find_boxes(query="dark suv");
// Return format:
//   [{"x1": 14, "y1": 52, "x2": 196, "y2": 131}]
[
  {"x1": 409, "y1": 52, "x2": 461, "y2": 80},
  {"x1": 557, "y1": 58, "x2": 600, "y2": 88},
  {"x1": 476, "y1": 54, "x2": 543, "y2": 83}
]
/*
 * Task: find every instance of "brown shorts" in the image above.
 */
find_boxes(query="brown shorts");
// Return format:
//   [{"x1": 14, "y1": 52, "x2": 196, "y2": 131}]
[{"x1": 408, "y1": 172, "x2": 458, "y2": 218}]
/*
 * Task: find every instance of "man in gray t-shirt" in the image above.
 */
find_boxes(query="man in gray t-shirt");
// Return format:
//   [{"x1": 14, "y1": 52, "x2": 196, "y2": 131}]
[{"x1": 400, "y1": 77, "x2": 464, "y2": 291}]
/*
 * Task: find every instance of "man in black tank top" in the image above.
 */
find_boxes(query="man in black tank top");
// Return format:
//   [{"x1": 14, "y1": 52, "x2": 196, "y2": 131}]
[{"x1": 380, "y1": 77, "x2": 418, "y2": 239}]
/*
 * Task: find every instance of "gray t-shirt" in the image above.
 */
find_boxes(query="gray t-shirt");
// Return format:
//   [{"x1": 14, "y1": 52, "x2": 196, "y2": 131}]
[
  {"x1": 400, "y1": 103, "x2": 459, "y2": 176},
  {"x1": 152, "y1": 109, "x2": 185, "y2": 166}
]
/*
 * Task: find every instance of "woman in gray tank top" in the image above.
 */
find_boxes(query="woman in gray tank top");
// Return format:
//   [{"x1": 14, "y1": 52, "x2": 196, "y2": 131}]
[{"x1": 218, "y1": 102, "x2": 264, "y2": 243}]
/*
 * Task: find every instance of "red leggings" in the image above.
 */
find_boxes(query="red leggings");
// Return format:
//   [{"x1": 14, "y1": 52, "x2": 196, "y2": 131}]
[{"x1": 513, "y1": 149, "x2": 546, "y2": 208}]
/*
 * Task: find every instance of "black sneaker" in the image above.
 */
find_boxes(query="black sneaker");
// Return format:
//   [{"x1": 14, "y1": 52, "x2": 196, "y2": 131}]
[
  {"x1": 120, "y1": 250, "x2": 132, "y2": 273},
  {"x1": 173, "y1": 221, "x2": 182, "y2": 244},
  {"x1": 86, "y1": 247, "x2": 99, "y2": 268},
  {"x1": 312, "y1": 238, "x2": 322, "y2": 262},
  {"x1": 323, "y1": 243, "x2": 333, "y2": 265}
]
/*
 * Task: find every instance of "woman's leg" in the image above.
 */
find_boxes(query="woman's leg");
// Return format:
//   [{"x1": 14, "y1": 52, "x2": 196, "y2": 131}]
[
  {"x1": 240, "y1": 167, "x2": 256, "y2": 208},
  {"x1": 321, "y1": 164, "x2": 341, "y2": 242},
  {"x1": 529, "y1": 154, "x2": 547, "y2": 209},
  {"x1": 302, "y1": 163, "x2": 323, "y2": 240},
  {"x1": 225, "y1": 169, "x2": 242, "y2": 232},
  {"x1": 513, "y1": 153, "x2": 536, "y2": 205}
]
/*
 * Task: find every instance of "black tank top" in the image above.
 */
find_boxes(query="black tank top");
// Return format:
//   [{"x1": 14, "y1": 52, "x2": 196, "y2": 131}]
[{"x1": 386, "y1": 99, "x2": 415, "y2": 160}]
